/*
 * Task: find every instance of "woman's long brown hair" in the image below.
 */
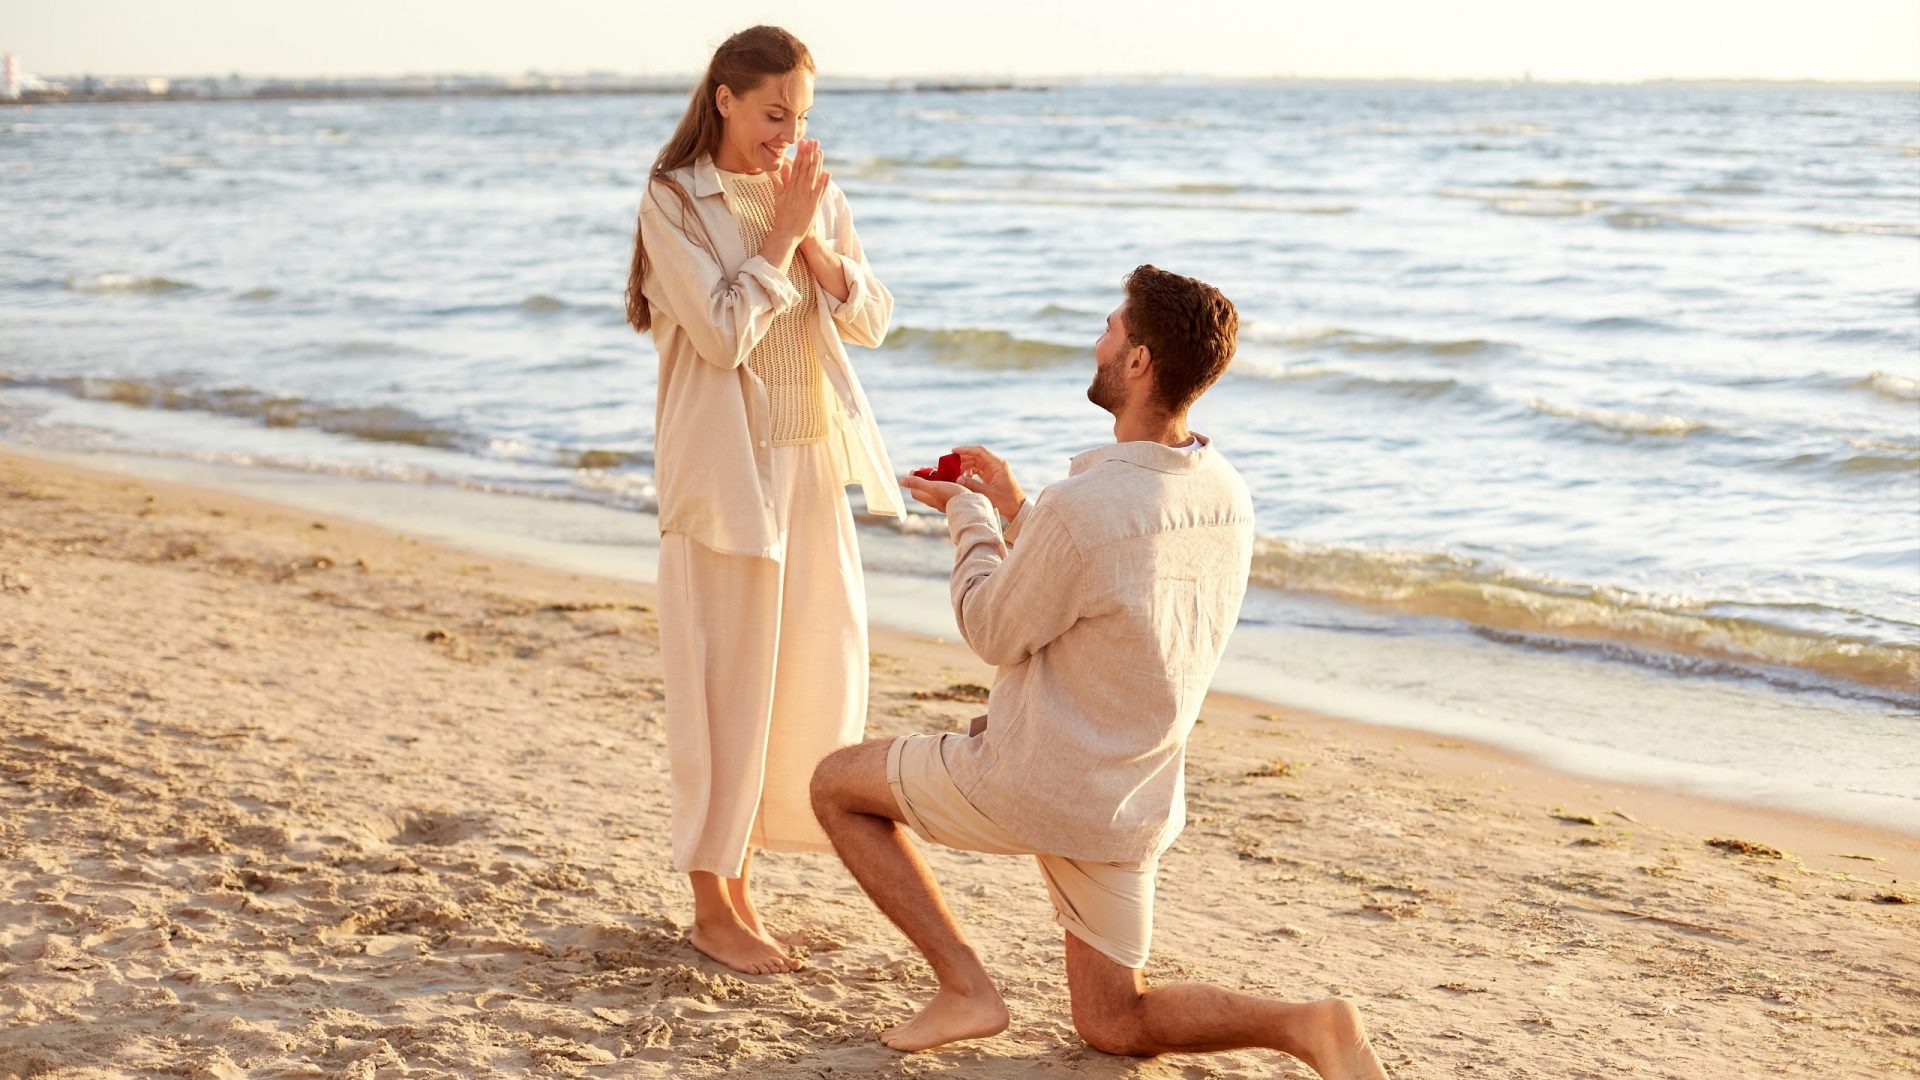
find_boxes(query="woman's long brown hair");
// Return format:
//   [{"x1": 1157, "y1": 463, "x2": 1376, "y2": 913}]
[{"x1": 625, "y1": 26, "x2": 815, "y2": 333}]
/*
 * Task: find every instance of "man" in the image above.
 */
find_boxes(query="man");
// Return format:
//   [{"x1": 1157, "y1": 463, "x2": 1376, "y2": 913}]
[{"x1": 809, "y1": 265, "x2": 1390, "y2": 1079}]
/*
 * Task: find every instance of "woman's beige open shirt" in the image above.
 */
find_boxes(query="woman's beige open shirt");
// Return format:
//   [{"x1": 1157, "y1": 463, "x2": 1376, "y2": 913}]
[{"x1": 638, "y1": 154, "x2": 902, "y2": 557}]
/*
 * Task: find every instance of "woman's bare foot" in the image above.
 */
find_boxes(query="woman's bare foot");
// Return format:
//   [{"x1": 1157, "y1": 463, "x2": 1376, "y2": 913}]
[
  {"x1": 1293, "y1": 997, "x2": 1389, "y2": 1080},
  {"x1": 880, "y1": 984, "x2": 1010, "y2": 1052},
  {"x1": 688, "y1": 914, "x2": 800, "y2": 976},
  {"x1": 725, "y1": 876, "x2": 784, "y2": 948},
  {"x1": 686, "y1": 863, "x2": 797, "y2": 974}
]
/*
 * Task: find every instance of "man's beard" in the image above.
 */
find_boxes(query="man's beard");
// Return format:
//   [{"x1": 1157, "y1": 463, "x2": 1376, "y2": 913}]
[{"x1": 1086, "y1": 358, "x2": 1125, "y2": 414}]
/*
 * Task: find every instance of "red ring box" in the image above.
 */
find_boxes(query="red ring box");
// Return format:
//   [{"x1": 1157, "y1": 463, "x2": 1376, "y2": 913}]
[{"x1": 911, "y1": 452, "x2": 964, "y2": 483}]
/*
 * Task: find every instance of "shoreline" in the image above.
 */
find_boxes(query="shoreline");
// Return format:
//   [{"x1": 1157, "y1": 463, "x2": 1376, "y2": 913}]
[
  {"x1": 6, "y1": 437, "x2": 1913, "y2": 837},
  {"x1": 3, "y1": 445, "x2": 1915, "y2": 1078},
  {"x1": 2, "y1": 441, "x2": 1915, "y2": 862}
]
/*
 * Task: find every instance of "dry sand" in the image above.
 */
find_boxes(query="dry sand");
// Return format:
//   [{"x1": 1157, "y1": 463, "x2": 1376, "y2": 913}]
[{"x1": 1, "y1": 448, "x2": 1915, "y2": 1079}]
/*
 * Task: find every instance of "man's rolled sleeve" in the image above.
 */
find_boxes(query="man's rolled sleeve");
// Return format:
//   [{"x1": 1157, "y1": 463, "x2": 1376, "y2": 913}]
[{"x1": 947, "y1": 492, "x2": 1085, "y2": 667}]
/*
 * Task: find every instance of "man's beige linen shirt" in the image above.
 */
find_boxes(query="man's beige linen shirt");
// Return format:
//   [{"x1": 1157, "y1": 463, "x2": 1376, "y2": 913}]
[
  {"x1": 939, "y1": 436, "x2": 1256, "y2": 863},
  {"x1": 639, "y1": 154, "x2": 902, "y2": 558}
]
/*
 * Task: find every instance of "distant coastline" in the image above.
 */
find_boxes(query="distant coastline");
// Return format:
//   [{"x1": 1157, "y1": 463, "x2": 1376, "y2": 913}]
[
  {"x1": 5, "y1": 75, "x2": 1047, "y2": 106},
  {"x1": 6, "y1": 73, "x2": 1914, "y2": 107}
]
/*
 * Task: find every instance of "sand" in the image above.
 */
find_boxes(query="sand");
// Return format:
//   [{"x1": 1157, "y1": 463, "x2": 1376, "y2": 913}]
[{"x1": 1, "y1": 447, "x2": 1915, "y2": 1079}]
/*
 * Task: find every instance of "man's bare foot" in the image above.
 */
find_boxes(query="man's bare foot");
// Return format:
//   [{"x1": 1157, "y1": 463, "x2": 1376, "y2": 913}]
[
  {"x1": 688, "y1": 915, "x2": 800, "y2": 976},
  {"x1": 880, "y1": 985, "x2": 1010, "y2": 1052},
  {"x1": 1293, "y1": 998, "x2": 1389, "y2": 1080}
]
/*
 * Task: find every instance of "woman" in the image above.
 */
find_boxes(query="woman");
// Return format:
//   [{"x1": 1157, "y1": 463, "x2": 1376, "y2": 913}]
[{"x1": 624, "y1": 25, "x2": 901, "y2": 975}]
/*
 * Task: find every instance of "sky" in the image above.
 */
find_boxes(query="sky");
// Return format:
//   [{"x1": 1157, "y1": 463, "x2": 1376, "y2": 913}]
[{"x1": 4, "y1": 0, "x2": 1917, "y2": 83}]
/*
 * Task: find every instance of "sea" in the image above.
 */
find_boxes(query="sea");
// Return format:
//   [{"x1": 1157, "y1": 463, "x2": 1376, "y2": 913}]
[{"x1": 3, "y1": 81, "x2": 1916, "y2": 828}]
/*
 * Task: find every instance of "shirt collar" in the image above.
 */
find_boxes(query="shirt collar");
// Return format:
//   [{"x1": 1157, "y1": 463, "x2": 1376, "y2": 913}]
[
  {"x1": 688, "y1": 153, "x2": 724, "y2": 198},
  {"x1": 1069, "y1": 432, "x2": 1213, "y2": 477}
]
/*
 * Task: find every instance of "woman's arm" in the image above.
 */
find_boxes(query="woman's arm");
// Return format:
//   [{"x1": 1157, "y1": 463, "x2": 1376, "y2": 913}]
[
  {"x1": 639, "y1": 184, "x2": 799, "y2": 371},
  {"x1": 798, "y1": 232, "x2": 851, "y2": 303},
  {"x1": 638, "y1": 152, "x2": 828, "y2": 370},
  {"x1": 812, "y1": 184, "x2": 894, "y2": 348}
]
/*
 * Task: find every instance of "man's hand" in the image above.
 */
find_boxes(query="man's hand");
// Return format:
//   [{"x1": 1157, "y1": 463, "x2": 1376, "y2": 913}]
[
  {"x1": 902, "y1": 474, "x2": 973, "y2": 513},
  {"x1": 952, "y1": 445, "x2": 1026, "y2": 521}
]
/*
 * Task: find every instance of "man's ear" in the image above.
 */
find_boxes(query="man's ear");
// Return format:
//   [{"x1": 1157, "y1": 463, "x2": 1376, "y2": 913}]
[{"x1": 1126, "y1": 343, "x2": 1153, "y2": 380}]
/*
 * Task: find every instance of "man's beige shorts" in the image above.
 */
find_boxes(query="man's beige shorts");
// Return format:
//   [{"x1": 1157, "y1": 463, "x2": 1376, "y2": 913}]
[{"x1": 886, "y1": 732, "x2": 1157, "y2": 969}]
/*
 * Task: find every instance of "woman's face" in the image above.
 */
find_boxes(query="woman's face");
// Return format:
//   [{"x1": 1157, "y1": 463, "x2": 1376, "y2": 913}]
[{"x1": 716, "y1": 69, "x2": 814, "y2": 173}]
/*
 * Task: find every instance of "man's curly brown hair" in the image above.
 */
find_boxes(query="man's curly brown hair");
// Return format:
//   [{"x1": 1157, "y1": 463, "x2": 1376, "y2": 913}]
[{"x1": 1121, "y1": 264, "x2": 1238, "y2": 413}]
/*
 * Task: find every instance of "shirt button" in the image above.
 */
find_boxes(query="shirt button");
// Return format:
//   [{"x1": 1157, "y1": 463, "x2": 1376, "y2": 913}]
[{"x1": 759, "y1": 440, "x2": 769, "y2": 448}]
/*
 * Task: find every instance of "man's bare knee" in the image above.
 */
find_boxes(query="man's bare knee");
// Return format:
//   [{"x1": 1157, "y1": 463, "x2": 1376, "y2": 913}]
[
  {"x1": 1065, "y1": 933, "x2": 1153, "y2": 1057},
  {"x1": 808, "y1": 746, "x2": 858, "y2": 817},
  {"x1": 1072, "y1": 1003, "x2": 1151, "y2": 1058},
  {"x1": 809, "y1": 739, "x2": 900, "y2": 823}
]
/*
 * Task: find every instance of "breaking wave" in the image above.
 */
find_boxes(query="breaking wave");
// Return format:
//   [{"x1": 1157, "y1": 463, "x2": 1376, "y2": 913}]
[{"x1": 1248, "y1": 539, "x2": 1920, "y2": 698}]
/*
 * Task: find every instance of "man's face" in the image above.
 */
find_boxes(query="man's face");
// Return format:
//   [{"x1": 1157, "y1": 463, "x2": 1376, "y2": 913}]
[{"x1": 1087, "y1": 301, "x2": 1131, "y2": 413}]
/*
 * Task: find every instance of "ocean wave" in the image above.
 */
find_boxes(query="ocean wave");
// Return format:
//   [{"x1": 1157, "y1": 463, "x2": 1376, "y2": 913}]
[
  {"x1": 1809, "y1": 221, "x2": 1920, "y2": 239},
  {"x1": 64, "y1": 273, "x2": 196, "y2": 294},
  {"x1": 1835, "y1": 451, "x2": 1920, "y2": 476},
  {"x1": 1469, "y1": 628, "x2": 1917, "y2": 707},
  {"x1": 914, "y1": 187, "x2": 1354, "y2": 215},
  {"x1": 482, "y1": 437, "x2": 651, "y2": 471},
  {"x1": 569, "y1": 468, "x2": 658, "y2": 509},
  {"x1": 1860, "y1": 371, "x2": 1920, "y2": 402},
  {"x1": 881, "y1": 326, "x2": 1084, "y2": 369},
  {"x1": 1509, "y1": 177, "x2": 1596, "y2": 190},
  {"x1": 1235, "y1": 362, "x2": 1467, "y2": 402},
  {"x1": 1437, "y1": 186, "x2": 1605, "y2": 217},
  {"x1": 4, "y1": 375, "x2": 471, "y2": 451},
  {"x1": 1440, "y1": 184, "x2": 1910, "y2": 238},
  {"x1": 1779, "y1": 438, "x2": 1920, "y2": 477},
  {"x1": 1035, "y1": 303, "x2": 1095, "y2": 319},
  {"x1": 2, "y1": 372, "x2": 658, "y2": 475},
  {"x1": 1527, "y1": 398, "x2": 1711, "y2": 438},
  {"x1": 861, "y1": 153, "x2": 977, "y2": 171},
  {"x1": 1850, "y1": 437, "x2": 1920, "y2": 456},
  {"x1": 236, "y1": 287, "x2": 280, "y2": 301},
  {"x1": 327, "y1": 339, "x2": 424, "y2": 358},
  {"x1": 1821, "y1": 327, "x2": 1909, "y2": 345},
  {"x1": 1577, "y1": 315, "x2": 1674, "y2": 333},
  {"x1": 516, "y1": 294, "x2": 623, "y2": 318},
  {"x1": 1604, "y1": 211, "x2": 1665, "y2": 230},
  {"x1": 1491, "y1": 196, "x2": 1602, "y2": 217},
  {"x1": 1246, "y1": 325, "x2": 1508, "y2": 358},
  {"x1": 1366, "y1": 122, "x2": 1555, "y2": 137},
  {"x1": 896, "y1": 108, "x2": 1206, "y2": 132},
  {"x1": 425, "y1": 295, "x2": 623, "y2": 320},
  {"x1": 1247, "y1": 539, "x2": 1920, "y2": 698},
  {"x1": 1673, "y1": 213, "x2": 1919, "y2": 238}
]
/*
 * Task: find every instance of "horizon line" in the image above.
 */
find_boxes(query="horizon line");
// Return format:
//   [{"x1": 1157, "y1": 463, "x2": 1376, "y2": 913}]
[{"x1": 14, "y1": 68, "x2": 1920, "y2": 91}]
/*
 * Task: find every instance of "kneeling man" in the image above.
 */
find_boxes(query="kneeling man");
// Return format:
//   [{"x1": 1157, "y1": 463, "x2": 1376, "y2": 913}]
[{"x1": 810, "y1": 265, "x2": 1389, "y2": 1079}]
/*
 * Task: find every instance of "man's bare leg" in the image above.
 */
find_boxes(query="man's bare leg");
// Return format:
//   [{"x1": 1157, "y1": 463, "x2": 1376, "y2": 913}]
[
  {"x1": 687, "y1": 853, "x2": 800, "y2": 975},
  {"x1": 1064, "y1": 933, "x2": 1389, "y2": 1080},
  {"x1": 810, "y1": 740, "x2": 1009, "y2": 1052}
]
